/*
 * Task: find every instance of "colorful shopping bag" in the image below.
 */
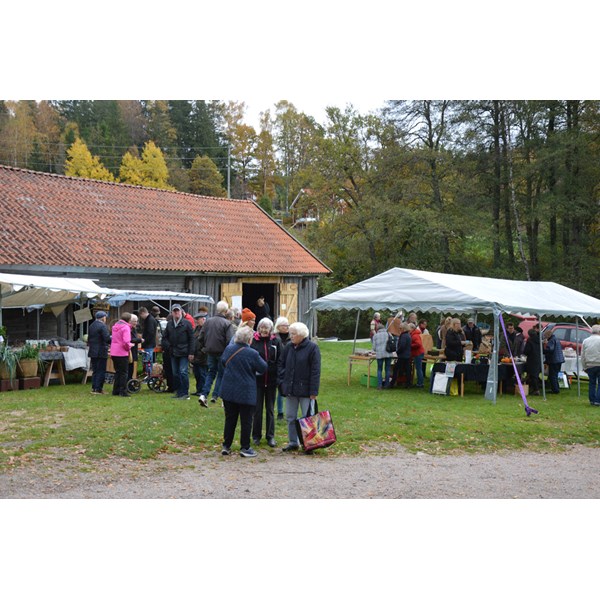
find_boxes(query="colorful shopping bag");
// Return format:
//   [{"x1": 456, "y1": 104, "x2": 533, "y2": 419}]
[{"x1": 295, "y1": 400, "x2": 337, "y2": 451}]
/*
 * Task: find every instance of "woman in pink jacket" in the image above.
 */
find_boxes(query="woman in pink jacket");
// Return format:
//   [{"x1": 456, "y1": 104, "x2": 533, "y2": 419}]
[{"x1": 110, "y1": 312, "x2": 133, "y2": 397}]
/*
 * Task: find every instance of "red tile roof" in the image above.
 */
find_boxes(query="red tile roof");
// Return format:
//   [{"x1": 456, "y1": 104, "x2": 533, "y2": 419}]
[{"x1": 0, "y1": 165, "x2": 330, "y2": 275}]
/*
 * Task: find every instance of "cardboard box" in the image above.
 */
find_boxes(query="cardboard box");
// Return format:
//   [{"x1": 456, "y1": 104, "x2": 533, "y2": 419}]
[{"x1": 515, "y1": 383, "x2": 529, "y2": 396}]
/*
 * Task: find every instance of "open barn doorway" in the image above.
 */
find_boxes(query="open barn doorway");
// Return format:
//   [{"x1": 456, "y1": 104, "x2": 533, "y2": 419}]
[{"x1": 242, "y1": 283, "x2": 276, "y2": 327}]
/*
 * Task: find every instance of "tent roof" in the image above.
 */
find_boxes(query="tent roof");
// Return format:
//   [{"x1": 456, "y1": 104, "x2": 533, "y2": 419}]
[
  {"x1": 107, "y1": 290, "x2": 214, "y2": 307},
  {"x1": 311, "y1": 268, "x2": 600, "y2": 318},
  {"x1": 0, "y1": 272, "x2": 113, "y2": 309}
]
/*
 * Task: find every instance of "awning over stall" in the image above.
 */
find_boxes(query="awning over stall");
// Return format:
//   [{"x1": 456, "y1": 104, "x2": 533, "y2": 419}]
[
  {"x1": 0, "y1": 272, "x2": 112, "y2": 317},
  {"x1": 106, "y1": 290, "x2": 214, "y2": 308}
]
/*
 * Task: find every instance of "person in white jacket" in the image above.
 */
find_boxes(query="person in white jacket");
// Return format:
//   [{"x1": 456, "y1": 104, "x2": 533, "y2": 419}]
[{"x1": 581, "y1": 324, "x2": 600, "y2": 406}]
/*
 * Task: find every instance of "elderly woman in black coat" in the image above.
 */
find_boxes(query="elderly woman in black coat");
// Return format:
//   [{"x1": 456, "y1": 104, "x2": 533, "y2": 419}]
[
  {"x1": 278, "y1": 322, "x2": 321, "y2": 452},
  {"x1": 220, "y1": 326, "x2": 267, "y2": 457}
]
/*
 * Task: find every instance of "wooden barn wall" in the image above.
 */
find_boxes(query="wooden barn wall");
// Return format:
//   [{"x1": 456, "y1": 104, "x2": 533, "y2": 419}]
[{"x1": 282, "y1": 276, "x2": 319, "y2": 333}]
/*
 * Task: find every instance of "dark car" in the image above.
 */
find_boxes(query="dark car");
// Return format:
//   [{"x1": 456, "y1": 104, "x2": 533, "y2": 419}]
[{"x1": 510, "y1": 316, "x2": 592, "y2": 352}]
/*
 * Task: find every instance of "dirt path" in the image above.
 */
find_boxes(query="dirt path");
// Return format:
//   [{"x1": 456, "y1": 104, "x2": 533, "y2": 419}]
[{"x1": 2, "y1": 444, "x2": 600, "y2": 498}]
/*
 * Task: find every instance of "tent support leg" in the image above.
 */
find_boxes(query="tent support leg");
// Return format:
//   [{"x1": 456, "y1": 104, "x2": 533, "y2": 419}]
[
  {"x1": 352, "y1": 309, "x2": 361, "y2": 355},
  {"x1": 485, "y1": 310, "x2": 499, "y2": 404}
]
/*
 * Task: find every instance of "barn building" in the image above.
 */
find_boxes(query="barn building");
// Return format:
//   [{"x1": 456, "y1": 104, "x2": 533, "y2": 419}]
[{"x1": 0, "y1": 165, "x2": 330, "y2": 341}]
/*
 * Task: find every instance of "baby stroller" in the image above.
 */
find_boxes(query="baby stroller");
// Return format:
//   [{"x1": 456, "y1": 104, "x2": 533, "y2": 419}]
[{"x1": 126, "y1": 350, "x2": 167, "y2": 394}]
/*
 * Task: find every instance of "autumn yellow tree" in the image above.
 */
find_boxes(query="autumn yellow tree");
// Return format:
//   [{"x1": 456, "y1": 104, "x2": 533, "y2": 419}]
[
  {"x1": 64, "y1": 137, "x2": 115, "y2": 181},
  {"x1": 119, "y1": 141, "x2": 173, "y2": 189},
  {"x1": 189, "y1": 155, "x2": 226, "y2": 197}
]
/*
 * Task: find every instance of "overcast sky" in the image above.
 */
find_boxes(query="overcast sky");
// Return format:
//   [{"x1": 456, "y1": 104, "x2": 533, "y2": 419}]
[{"x1": 6, "y1": 2, "x2": 599, "y2": 120}]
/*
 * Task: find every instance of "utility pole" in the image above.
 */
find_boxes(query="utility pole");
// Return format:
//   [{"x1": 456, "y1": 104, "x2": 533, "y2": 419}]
[{"x1": 227, "y1": 144, "x2": 231, "y2": 199}]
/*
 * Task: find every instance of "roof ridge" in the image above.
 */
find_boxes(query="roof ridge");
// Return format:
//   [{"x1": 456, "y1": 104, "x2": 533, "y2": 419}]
[{"x1": 0, "y1": 163, "x2": 253, "y2": 203}]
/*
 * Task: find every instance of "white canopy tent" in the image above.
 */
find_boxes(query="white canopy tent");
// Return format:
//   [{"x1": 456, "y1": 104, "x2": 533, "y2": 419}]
[
  {"x1": 0, "y1": 272, "x2": 113, "y2": 322},
  {"x1": 311, "y1": 268, "x2": 600, "y2": 403},
  {"x1": 107, "y1": 290, "x2": 214, "y2": 311}
]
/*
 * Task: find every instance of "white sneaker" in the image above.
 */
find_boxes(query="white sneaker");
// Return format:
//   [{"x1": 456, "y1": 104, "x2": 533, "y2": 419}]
[{"x1": 198, "y1": 394, "x2": 208, "y2": 408}]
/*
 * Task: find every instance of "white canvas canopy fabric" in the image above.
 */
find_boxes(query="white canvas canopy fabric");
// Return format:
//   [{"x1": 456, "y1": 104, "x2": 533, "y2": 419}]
[
  {"x1": 107, "y1": 290, "x2": 214, "y2": 307},
  {"x1": 310, "y1": 268, "x2": 600, "y2": 318},
  {"x1": 310, "y1": 268, "x2": 600, "y2": 405},
  {"x1": 0, "y1": 272, "x2": 113, "y2": 311}
]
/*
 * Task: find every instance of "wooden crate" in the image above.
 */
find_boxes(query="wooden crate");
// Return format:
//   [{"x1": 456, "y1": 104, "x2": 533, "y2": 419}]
[
  {"x1": 19, "y1": 377, "x2": 41, "y2": 390},
  {"x1": 0, "y1": 379, "x2": 16, "y2": 392}
]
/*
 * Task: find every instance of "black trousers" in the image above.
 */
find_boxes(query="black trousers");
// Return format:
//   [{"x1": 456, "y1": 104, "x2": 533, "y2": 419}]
[
  {"x1": 252, "y1": 384, "x2": 276, "y2": 442},
  {"x1": 162, "y1": 348, "x2": 174, "y2": 391},
  {"x1": 223, "y1": 401, "x2": 255, "y2": 450},
  {"x1": 112, "y1": 356, "x2": 129, "y2": 395},
  {"x1": 90, "y1": 356, "x2": 107, "y2": 391}
]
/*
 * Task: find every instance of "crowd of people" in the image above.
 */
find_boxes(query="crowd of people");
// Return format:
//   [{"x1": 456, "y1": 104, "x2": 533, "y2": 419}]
[
  {"x1": 369, "y1": 310, "x2": 600, "y2": 400},
  {"x1": 86, "y1": 298, "x2": 321, "y2": 458}
]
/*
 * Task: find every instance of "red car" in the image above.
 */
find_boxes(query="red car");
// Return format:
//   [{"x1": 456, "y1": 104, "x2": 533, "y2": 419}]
[{"x1": 510, "y1": 316, "x2": 592, "y2": 352}]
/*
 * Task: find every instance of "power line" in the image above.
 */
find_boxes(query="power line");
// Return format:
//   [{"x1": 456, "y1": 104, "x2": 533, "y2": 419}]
[{"x1": 0, "y1": 141, "x2": 228, "y2": 151}]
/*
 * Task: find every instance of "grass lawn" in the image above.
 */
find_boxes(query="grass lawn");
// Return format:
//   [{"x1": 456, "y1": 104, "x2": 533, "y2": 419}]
[{"x1": 0, "y1": 341, "x2": 598, "y2": 470}]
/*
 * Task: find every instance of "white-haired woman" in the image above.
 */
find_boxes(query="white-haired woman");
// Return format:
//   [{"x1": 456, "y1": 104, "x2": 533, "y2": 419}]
[
  {"x1": 220, "y1": 326, "x2": 267, "y2": 457},
  {"x1": 250, "y1": 318, "x2": 283, "y2": 447},
  {"x1": 278, "y1": 322, "x2": 321, "y2": 452},
  {"x1": 274, "y1": 316, "x2": 291, "y2": 419}
]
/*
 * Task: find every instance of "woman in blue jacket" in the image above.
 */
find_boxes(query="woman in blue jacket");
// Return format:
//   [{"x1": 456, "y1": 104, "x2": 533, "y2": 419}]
[{"x1": 220, "y1": 326, "x2": 267, "y2": 457}]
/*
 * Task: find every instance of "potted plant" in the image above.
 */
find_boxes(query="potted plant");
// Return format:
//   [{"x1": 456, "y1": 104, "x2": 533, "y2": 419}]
[
  {"x1": 0, "y1": 342, "x2": 18, "y2": 388},
  {"x1": 16, "y1": 343, "x2": 41, "y2": 378}
]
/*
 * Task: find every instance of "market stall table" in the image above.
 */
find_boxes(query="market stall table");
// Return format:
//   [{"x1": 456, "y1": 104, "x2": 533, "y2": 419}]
[
  {"x1": 348, "y1": 353, "x2": 377, "y2": 388},
  {"x1": 40, "y1": 348, "x2": 89, "y2": 387},
  {"x1": 430, "y1": 362, "x2": 526, "y2": 396}
]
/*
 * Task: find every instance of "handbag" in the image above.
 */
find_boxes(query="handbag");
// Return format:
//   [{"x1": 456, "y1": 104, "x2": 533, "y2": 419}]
[
  {"x1": 295, "y1": 399, "x2": 337, "y2": 451},
  {"x1": 385, "y1": 334, "x2": 396, "y2": 353}
]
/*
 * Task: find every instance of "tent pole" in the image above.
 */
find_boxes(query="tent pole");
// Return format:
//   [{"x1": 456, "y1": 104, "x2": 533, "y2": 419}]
[
  {"x1": 539, "y1": 314, "x2": 546, "y2": 400},
  {"x1": 485, "y1": 310, "x2": 499, "y2": 404},
  {"x1": 352, "y1": 309, "x2": 361, "y2": 355}
]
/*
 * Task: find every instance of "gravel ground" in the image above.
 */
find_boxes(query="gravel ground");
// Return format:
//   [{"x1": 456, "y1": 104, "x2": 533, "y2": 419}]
[{"x1": 2, "y1": 444, "x2": 600, "y2": 498}]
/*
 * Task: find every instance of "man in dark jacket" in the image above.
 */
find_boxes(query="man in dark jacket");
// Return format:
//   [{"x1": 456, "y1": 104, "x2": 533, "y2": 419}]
[
  {"x1": 138, "y1": 306, "x2": 158, "y2": 357},
  {"x1": 198, "y1": 300, "x2": 234, "y2": 407},
  {"x1": 278, "y1": 322, "x2": 321, "y2": 452},
  {"x1": 524, "y1": 325, "x2": 542, "y2": 395},
  {"x1": 161, "y1": 304, "x2": 194, "y2": 400},
  {"x1": 543, "y1": 327, "x2": 565, "y2": 394},
  {"x1": 462, "y1": 318, "x2": 482, "y2": 351},
  {"x1": 87, "y1": 310, "x2": 111, "y2": 395}
]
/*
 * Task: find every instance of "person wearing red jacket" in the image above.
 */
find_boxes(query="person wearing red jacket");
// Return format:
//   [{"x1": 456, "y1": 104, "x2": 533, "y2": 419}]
[{"x1": 409, "y1": 323, "x2": 425, "y2": 388}]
